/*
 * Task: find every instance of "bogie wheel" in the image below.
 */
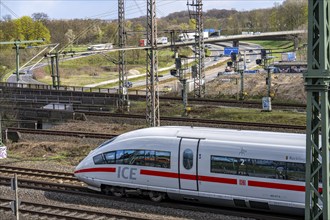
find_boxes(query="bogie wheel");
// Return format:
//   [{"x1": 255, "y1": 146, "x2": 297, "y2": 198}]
[
  {"x1": 149, "y1": 191, "x2": 165, "y2": 202},
  {"x1": 101, "y1": 185, "x2": 112, "y2": 195},
  {"x1": 111, "y1": 186, "x2": 125, "y2": 197}
]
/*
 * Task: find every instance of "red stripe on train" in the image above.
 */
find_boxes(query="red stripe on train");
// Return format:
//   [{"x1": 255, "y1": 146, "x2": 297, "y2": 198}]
[
  {"x1": 140, "y1": 170, "x2": 197, "y2": 180},
  {"x1": 140, "y1": 170, "x2": 237, "y2": 184},
  {"x1": 248, "y1": 180, "x2": 305, "y2": 192},
  {"x1": 199, "y1": 175, "x2": 237, "y2": 185},
  {"x1": 74, "y1": 167, "x2": 116, "y2": 174},
  {"x1": 140, "y1": 169, "x2": 179, "y2": 178},
  {"x1": 75, "y1": 168, "x2": 306, "y2": 192}
]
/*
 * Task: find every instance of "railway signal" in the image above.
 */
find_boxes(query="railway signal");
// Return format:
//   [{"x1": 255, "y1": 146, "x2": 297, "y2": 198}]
[{"x1": 172, "y1": 56, "x2": 190, "y2": 116}]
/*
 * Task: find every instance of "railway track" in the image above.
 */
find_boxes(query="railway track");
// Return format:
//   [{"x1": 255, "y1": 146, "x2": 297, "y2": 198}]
[
  {"x1": 6, "y1": 119, "x2": 305, "y2": 142},
  {"x1": 0, "y1": 83, "x2": 306, "y2": 110},
  {"x1": 6, "y1": 127, "x2": 116, "y2": 139},
  {"x1": 0, "y1": 174, "x2": 300, "y2": 220},
  {"x1": 80, "y1": 111, "x2": 306, "y2": 131},
  {"x1": 0, "y1": 197, "x2": 147, "y2": 220},
  {"x1": 0, "y1": 165, "x2": 80, "y2": 185},
  {"x1": 0, "y1": 176, "x2": 90, "y2": 194}
]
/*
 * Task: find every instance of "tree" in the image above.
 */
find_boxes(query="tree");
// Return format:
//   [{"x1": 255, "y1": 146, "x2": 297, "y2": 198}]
[
  {"x1": 32, "y1": 13, "x2": 49, "y2": 23},
  {"x1": 65, "y1": 29, "x2": 75, "y2": 50},
  {"x1": 13, "y1": 16, "x2": 50, "y2": 42}
]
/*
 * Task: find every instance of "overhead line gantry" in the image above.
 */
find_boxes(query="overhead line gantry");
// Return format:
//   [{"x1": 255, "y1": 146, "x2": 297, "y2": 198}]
[
  {"x1": 305, "y1": 0, "x2": 330, "y2": 219},
  {"x1": 188, "y1": 0, "x2": 205, "y2": 98},
  {"x1": 0, "y1": 39, "x2": 45, "y2": 82},
  {"x1": 118, "y1": 0, "x2": 129, "y2": 112},
  {"x1": 146, "y1": 0, "x2": 159, "y2": 127}
]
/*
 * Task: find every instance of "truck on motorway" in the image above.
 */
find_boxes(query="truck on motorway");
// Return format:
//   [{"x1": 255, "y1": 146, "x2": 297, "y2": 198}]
[
  {"x1": 157, "y1": 37, "x2": 168, "y2": 44},
  {"x1": 87, "y1": 43, "x2": 113, "y2": 50},
  {"x1": 139, "y1": 37, "x2": 168, "y2": 46},
  {"x1": 281, "y1": 52, "x2": 296, "y2": 62},
  {"x1": 178, "y1": 32, "x2": 209, "y2": 41}
]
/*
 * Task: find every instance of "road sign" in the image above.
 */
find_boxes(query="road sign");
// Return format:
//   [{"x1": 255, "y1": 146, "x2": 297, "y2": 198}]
[{"x1": 224, "y1": 47, "x2": 239, "y2": 56}]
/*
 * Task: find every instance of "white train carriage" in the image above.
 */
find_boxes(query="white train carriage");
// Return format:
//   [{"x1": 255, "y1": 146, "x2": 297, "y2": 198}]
[{"x1": 74, "y1": 126, "x2": 306, "y2": 215}]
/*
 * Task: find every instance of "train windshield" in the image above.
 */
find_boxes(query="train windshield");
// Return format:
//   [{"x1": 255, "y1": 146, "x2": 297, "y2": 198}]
[{"x1": 97, "y1": 137, "x2": 117, "y2": 149}]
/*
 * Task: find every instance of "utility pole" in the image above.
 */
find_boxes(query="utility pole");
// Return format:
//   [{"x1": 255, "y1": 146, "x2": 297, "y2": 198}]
[
  {"x1": 260, "y1": 49, "x2": 272, "y2": 111},
  {"x1": 118, "y1": 0, "x2": 129, "y2": 112},
  {"x1": 146, "y1": 0, "x2": 159, "y2": 126},
  {"x1": 44, "y1": 52, "x2": 60, "y2": 89},
  {"x1": 0, "y1": 39, "x2": 45, "y2": 82},
  {"x1": 187, "y1": 0, "x2": 205, "y2": 98},
  {"x1": 305, "y1": 0, "x2": 330, "y2": 219}
]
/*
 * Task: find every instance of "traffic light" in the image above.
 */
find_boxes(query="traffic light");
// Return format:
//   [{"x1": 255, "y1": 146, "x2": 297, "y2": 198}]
[
  {"x1": 256, "y1": 59, "x2": 262, "y2": 65},
  {"x1": 170, "y1": 69, "x2": 177, "y2": 76},
  {"x1": 175, "y1": 58, "x2": 182, "y2": 69},
  {"x1": 231, "y1": 52, "x2": 237, "y2": 61},
  {"x1": 261, "y1": 49, "x2": 266, "y2": 59},
  {"x1": 227, "y1": 61, "x2": 233, "y2": 67},
  {"x1": 191, "y1": 65, "x2": 197, "y2": 78}
]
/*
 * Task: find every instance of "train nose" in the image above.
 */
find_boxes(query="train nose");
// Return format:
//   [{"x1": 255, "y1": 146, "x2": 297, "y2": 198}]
[{"x1": 74, "y1": 158, "x2": 90, "y2": 180}]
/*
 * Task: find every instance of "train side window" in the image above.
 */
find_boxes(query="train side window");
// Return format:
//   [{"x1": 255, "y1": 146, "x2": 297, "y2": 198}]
[
  {"x1": 130, "y1": 150, "x2": 145, "y2": 166},
  {"x1": 249, "y1": 160, "x2": 286, "y2": 179},
  {"x1": 286, "y1": 162, "x2": 305, "y2": 181},
  {"x1": 103, "y1": 151, "x2": 115, "y2": 164},
  {"x1": 116, "y1": 150, "x2": 125, "y2": 164},
  {"x1": 249, "y1": 159, "x2": 277, "y2": 179},
  {"x1": 145, "y1": 150, "x2": 155, "y2": 167},
  {"x1": 93, "y1": 154, "x2": 106, "y2": 165},
  {"x1": 183, "y1": 149, "x2": 193, "y2": 170},
  {"x1": 123, "y1": 150, "x2": 135, "y2": 164},
  {"x1": 155, "y1": 151, "x2": 171, "y2": 168},
  {"x1": 211, "y1": 156, "x2": 238, "y2": 175}
]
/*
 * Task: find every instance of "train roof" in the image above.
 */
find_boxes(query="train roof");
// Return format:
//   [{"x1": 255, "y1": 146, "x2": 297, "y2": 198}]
[{"x1": 114, "y1": 126, "x2": 305, "y2": 148}]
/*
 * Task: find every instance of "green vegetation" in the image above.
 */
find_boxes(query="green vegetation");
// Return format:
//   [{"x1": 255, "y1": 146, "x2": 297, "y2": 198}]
[
  {"x1": 34, "y1": 46, "x2": 194, "y2": 87},
  {"x1": 247, "y1": 40, "x2": 294, "y2": 60},
  {"x1": 128, "y1": 100, "x2": 306, "y2": 126}
]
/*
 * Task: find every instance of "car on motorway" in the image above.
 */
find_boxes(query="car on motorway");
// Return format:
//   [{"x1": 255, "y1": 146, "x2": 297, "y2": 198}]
[
  {"x1": 124, "y1": 81, "x2": 133, "y2": 88},
  {"x1": 214, "y1": 57, "x2": 219, "y2": 61},
  {"x1": 246, "y1": 58, "x2": 251, "y2": 63}
]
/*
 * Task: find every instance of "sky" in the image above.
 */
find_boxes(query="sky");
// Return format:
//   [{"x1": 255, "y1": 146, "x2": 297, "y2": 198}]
[{"x1": 0, "y1": 0, "x2": 285, "y2": 20}]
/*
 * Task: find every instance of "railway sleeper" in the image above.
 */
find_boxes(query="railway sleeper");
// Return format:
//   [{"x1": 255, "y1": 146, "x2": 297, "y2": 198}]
[{"x1": 101, "y1": 184, "x2": 166, "y2": 202}]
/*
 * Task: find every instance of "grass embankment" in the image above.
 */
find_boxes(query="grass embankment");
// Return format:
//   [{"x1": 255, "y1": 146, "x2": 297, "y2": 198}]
[
  {"x1": 130, "y1": 100, "x2": 306, "y2": 126},
  {"x1": 35, "y1": 47, "x2": 192, "y2": 87},
  {"x1": 246, "y1": 40, "x2": 300, "y2": 61}
]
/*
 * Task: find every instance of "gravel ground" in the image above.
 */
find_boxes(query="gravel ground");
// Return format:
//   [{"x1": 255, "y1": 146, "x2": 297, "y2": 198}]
[{"x1": 0, "y1": 184, "x2": 252, "y2": 220}]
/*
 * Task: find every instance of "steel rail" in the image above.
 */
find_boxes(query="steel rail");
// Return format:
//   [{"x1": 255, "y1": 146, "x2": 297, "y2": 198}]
[
  {"x1": 78, "y1": 111, "x2": 306, "y2": 131},
  {"x1": 0, "y1": 83, "x2": 306, "y2": 110},
  {"x1": 0, "y1": 165, "x2": 77, "y2": 183},
  {"x1": 6, "y1": 127, "x2": 116, "y2": 139},
  {"x1": 0, "y1": 197, "x2": 148, "y2": 220},
  {"x1": 0, "y1": 176, "x2": 300, "y2": 220}
]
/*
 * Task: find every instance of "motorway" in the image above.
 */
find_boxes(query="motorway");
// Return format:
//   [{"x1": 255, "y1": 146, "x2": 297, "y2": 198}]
[
  {"x1": 5, "y1": 30, "x2": 304, "y2": 86},
  {"x1": 6, "y1": 39, "x2": 262, "y2": 89}
]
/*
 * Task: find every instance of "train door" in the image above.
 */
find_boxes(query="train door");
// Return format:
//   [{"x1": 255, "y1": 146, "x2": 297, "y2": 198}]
[{"x1": 179, "y1": 138, "x2": 199, "y2": 191}]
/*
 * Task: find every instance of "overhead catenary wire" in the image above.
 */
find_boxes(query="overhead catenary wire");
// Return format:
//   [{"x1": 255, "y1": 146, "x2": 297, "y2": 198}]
[{"x1": 0, "y1": 1, "x2": 19, "y2": 18}]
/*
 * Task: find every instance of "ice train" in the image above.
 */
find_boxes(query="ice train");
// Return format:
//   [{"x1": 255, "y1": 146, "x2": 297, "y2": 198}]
[{"x1": 74, "y1": 126, "x2": 306, "y2": 215}]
